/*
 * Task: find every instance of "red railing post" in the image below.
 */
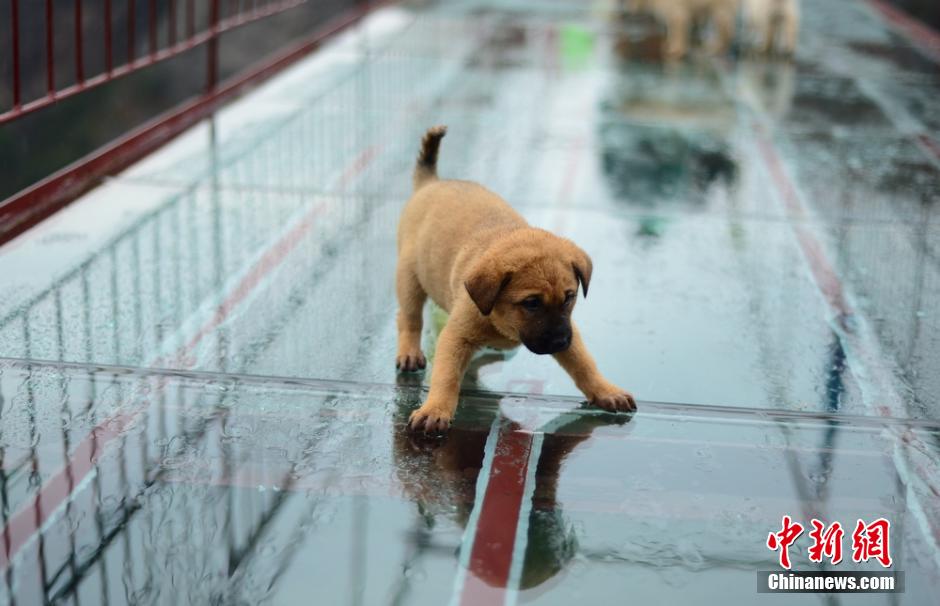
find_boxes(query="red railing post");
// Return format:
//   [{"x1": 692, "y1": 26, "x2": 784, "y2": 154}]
[
  {"x1": 187, "y1": 0, "x2": 195, "y2": 40},
  {"x1": 11, "y1": 0, "x2": 21, "y2": 108},
  {"x1": 128, "y1": 0, "x2": 136, "y2": 64},
  {"x1": 105, "y1": 0, "x2": 114, "y2": 74},
  {"x1": 149, "y1": 0, "x2": 158, "y2": 58},
  {"x1": 74, "y1": 0, "x2": 85, "y2": 85},
  {"x1": 208, "y1": 0, "x2": 221, "y2": 92},
  {"x1": 169, "y1": 0, "x2": 177, "y2": 46},
  {"x1": 46, "y1": 0, "x2": 55, "y2": 95}
]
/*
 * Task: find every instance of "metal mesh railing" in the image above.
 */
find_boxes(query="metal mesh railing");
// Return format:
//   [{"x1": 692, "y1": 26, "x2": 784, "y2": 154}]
[{"x1": 1, "y1": 0, "x2": 311, "y2": 123}]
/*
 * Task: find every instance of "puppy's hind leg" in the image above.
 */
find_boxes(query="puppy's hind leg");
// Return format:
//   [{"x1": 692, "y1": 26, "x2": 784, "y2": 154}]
[{"x1": 395, "y1": 258, "x2": 427, "y2": 372}]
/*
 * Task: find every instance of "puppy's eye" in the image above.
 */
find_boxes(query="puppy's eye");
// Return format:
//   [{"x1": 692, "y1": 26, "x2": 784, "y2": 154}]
[
  {"x1": 519, "y1": 296, "x2": 541, "y2": 311},
  {"x1": 564, "y1": 291, "x2": 576, "y2": 305}
]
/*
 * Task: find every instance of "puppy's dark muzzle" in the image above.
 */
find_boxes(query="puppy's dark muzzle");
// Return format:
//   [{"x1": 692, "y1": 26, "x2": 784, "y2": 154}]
[{"x1": 524, "y1": 332, "x2": 572, "y2": 355}]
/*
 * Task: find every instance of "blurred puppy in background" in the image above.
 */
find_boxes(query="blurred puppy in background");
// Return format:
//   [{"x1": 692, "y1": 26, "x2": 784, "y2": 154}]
[
  {"x1": 396, "y1": 127, "x2": 636, "y2": 433},
  {"x1": 616, "y1": 0, "x2": 799, "y2": 59},
  {"x1": 623, "y1": 0, "x2": 739, "y2": 59}
]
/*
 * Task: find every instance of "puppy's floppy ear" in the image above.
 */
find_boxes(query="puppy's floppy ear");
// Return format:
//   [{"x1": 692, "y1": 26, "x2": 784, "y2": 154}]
[
  {"x1": 465, "y1": 259, "x2": 512, "y2": 316},
  {"x1": 567, "y1": 242, "x2": 593, "y2": 297}
]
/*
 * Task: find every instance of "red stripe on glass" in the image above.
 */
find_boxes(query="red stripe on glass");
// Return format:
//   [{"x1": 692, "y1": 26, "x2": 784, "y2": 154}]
[{"x1": 460, "y1": 425, "x2": 534, "y2": 605}]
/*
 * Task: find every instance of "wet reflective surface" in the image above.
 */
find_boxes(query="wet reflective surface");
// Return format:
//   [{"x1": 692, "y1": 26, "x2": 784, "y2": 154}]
[
  {"x1": 1, "y1": 0, "x2": 939, "y2": 603},
  {"x1": 1, "y1": 360, "x2": 938, "y2": 604}
]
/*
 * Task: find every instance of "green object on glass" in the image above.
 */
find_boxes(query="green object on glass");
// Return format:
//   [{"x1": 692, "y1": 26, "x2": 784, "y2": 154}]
[{"x1": 560, "y1": 23, "x2": 594, "y2": 69}]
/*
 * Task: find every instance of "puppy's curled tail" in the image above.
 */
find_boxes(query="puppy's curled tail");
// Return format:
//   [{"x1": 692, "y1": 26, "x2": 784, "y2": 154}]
[{"x1": 413, "y1": 125, "x2": 447, "y2": 190}]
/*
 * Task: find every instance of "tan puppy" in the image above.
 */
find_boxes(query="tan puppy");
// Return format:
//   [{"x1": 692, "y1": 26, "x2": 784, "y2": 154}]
[
  {"x1": 626, "y1": 0, "x2": 739, "y2": 59},
  {"x1": 396, "y1": 126, "x2": 636, "y2": 433}
]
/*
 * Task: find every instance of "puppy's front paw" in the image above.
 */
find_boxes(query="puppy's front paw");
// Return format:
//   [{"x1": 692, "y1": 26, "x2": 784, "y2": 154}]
[
  {"x1": 590, "y1": 385, "x2": 637, "y2": 412},
  {"x1": 396, "y1": 350, "x2": 426, "y2": 372},
  {"x1": 408, "y1": 401, "x2": 453, "y2": 433}
]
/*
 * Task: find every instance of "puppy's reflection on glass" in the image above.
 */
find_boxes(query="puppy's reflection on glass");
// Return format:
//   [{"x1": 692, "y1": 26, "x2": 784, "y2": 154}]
[{"x1": 392, "y1": 370, "x2": 633, "y2": 592}]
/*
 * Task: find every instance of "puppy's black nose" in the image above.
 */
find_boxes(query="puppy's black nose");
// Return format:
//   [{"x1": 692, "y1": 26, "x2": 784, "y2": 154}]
[{"x1": 549, "y1": 333, "x2": 571, "y2": 352}]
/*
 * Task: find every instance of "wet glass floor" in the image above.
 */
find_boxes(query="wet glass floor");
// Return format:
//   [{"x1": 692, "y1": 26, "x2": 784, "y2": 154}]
[{"x1": 1, "y1": 0, "x2": 939, "y2": 603}]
